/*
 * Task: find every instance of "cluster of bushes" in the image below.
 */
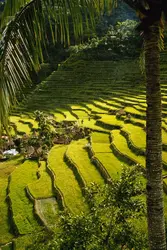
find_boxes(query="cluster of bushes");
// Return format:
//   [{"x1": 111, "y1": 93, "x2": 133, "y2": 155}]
[
  {"x1": 28, "y1": 167, "x2": 148, "y2": 250},
  {"x1": 20, "y1": 111, "x2": 90, "y2": 160},
  {"x1": 68, "y1": 20, "x2": 142, "y2": 60},
  {"x1": 0, "y1": 111, "x2": 91, "y2": 161}
]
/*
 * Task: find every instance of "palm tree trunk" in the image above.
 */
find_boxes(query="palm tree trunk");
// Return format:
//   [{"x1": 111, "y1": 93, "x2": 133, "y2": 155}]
[{"x1": 144, "y1": 24, "x2": 166, "y2": 250}]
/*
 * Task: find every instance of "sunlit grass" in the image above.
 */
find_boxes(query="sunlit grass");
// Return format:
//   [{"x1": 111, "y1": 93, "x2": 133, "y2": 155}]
[
  {"x1": 124, "y1": 106, "x2": 145, "y2": 116},
  {"x1": 162, "y1": 151, "x2": 167, "y2": 166},
  {"x1": 93, "y1": 101, "x2": 117, "y2": 111},
  {"x1": 20, "y1": 117, "x2": 38, "y2": 129},
  {"x1": 9, "y1": 160, "x2": 40, "y2": 234},
  {"x1": 162, "y1": 130, "x2": 167, "y2": 145},
  {"x1": 91, "y1": 132, "x2": 126, "y2": 179},
  {"x1": 36, "y1": 198, "x2": 59, "y2": 228},
  {"x1": 0, "y1": 156, "x2": 24, "y2": 244},
  {"x1": 68, "y1": 139, "x2": 104, "y2": 185},
  {"x1": 85, "y1": 103, "x2": 108, "y2": 114},
  {"x1": 49, "y1": 112, "x2": 65, "y2": 121},
  {"x1": 129, "y1": 117, "x2": 146, "y2": 125},
  {"x1": 112, "y1": 130, "x2": 145, "y2": 167},
  {"x1": 112, "y1": 97, "x2": 138, "y2": 106},
  {"x1": 0, "y1": 178, "x2": 13, "y2": 244},
  {"x1": 91, "y1": 132, "x2": 110, "y2": 143},
  {"x1": 48, "y1": 145, "x2": 88, "y2": 214},
  {"x1": 102, "y1": 99, "x2": 123, "y2": 108},
  {"x1": 10, "y1": 116, "x2": 31, "y2": 134},
  {"x1": 28, "y1": 161, "x2": 53, "y2": 199},
  {"x1": 133, "y1": 105, "x2": 146, "y2": 112},
  {"x1": 80, "y1": 118, "x2": 108, "y2": 132},
  {"x1": 72, "y1": 110, "x2": 89, "y2": 119},
  {"x1": 70, "y1": 105, "x2": 90, "y2": 112},
  {"x1": 122, "y1": 96, "x2": 146, "y2": 104},
  {"x1": 56, "y1": 109, "x2": 77, "y2": 120},
  {"x1": 110, "y1": 96, "x2": 137, "y2": 105},
  {"x1": 99, "y1": 114, "x2": 124, "y2": 127},
  {"x1": 123, "y1": 124, "x2": 146, "y2": 149}
]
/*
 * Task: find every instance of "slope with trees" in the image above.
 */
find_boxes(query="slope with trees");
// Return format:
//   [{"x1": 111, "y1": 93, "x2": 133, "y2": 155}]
[{"x1": 0, "y1": 0, "x2": 167, "y2": 249}]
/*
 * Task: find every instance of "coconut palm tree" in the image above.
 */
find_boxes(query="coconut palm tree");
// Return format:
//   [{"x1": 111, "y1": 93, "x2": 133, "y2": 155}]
[
  {"x1": 0, "y1": 0, "x2": 166, "y2": 249},
  {"x1": 123, "y1": 1, "x2": 166, "y2": 249},
  {"x1": 144, "y1": 25, "x2": 166, "y2": 250}
]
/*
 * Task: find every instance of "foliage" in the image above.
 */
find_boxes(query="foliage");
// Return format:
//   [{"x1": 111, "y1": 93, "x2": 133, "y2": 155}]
[
  {"x1": 100, "y1": 20, "x2": 141, "y2": 55},
  {"x1": 0, "y1": 1, "x2": 4, "y2": 16},
  {"x1": 0, "y1": 109, "x2": 91, "y2": 160},
  {"x1": 5, "y1": 111, "x2": 90, "y2": 160},
  {"x1": 20, "y1": 111, "x2": 54, "y2": 160},
  {"x1": 0, "y1": 0, "x2": 114, "y2": 132},
  {"x1": 29, "y1": 167, "x2": 148, "y2": 250},
  {"x1": 69, "y1": 20, "x2": 142, "y2": 59},
  {"x1": 68, "y1": 139, "x2": 104, "y2": 185}
]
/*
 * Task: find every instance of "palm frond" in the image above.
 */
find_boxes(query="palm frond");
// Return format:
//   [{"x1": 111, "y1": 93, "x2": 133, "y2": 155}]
[
  {"x1": 0, "y1": 0, "x2": 45, "y2": 133},
  {"x1": 159, "y1": 25, "x2": 165, "y2": 51},
  {"x1": 0, "y1": 0, "x2": 115, "y2": 133},
  {"x1": 1, "y1": 0, "x2": 32, "y2": 27}
]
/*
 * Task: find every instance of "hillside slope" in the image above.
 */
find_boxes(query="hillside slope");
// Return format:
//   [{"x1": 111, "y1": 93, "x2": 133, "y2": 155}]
[{"x1": 1, "y1": 55, "x2": 167, "y2": 249}]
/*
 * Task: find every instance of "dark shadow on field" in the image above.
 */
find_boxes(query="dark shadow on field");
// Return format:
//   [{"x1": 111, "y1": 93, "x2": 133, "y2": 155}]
[{"x1": 14, "y1": 59, "x2": 146, "y2": 116}]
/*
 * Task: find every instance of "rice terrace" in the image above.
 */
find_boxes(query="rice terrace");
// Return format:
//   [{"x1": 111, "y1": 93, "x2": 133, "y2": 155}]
[
  {"x1": 0, "y1": 54, "x2": 166, "y2": 249},
  {"x1": 1, "y1": 0, "x2": 167, "y2": 249}
]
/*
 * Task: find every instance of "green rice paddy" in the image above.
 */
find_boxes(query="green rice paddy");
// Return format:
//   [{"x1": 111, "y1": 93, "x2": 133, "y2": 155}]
[
  {"x1": 91, "y1": 132, "x2": 126, "y2": 178},
  {"x1": 68, "y1": 139, "x2": 104, "y2": 185},
  {"x1": 9, "y1": 161, "x2": 41, "y2": 235},
  {"x1": 48, "y1": 145, "x2": 88, "y2": 214},
  {"x1": 1, "y1": 57, "x2": 167, "y2": 248},
  {"x1": 28, "y1": 161, "x2": 54, "y2": 199}
]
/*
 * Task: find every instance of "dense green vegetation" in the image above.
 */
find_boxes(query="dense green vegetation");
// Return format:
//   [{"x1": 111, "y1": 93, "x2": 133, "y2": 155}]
[
  {"x1": 29, "y1": 167, "x2": 147, "y2": 250},
  {"x1": 0, "y1": 4, "x2": 167, "y2": 246},
  {"x1": 1, "y1": 0, "x2": 167, "y2": 247},
  {"x1": 0, "y1": 49, "x2": 167, "y2": 248}
]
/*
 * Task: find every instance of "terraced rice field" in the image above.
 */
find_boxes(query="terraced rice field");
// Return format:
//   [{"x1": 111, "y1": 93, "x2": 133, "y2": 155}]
[
  {"x1": 1, "y1": 54, "x2": 167, "y2": 248},
  {"x1": 67, "y1": 139, "x2": 104, "y2": 185},
  {"x1": 91, "y1": 132, "x2": 126, "y2": 178},
  {"x1": 48, "y1": 145, "x2": 88, "y2": 214},
  {"x1": 9, "y1": 161, "x2": 41, "y2": 235}
]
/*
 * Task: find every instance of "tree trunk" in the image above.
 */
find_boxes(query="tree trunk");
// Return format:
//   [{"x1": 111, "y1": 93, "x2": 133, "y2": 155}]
[{"x1": 144, "y1": 25, "x2": 166, "y2": 250}]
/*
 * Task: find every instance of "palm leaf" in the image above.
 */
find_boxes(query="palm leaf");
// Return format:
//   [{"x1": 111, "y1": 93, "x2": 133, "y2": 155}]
[
  {"x1": 0, "y1": 0, "x2": 115, "y2": 133},
  {"x1": 1, "y1": 0, "x2": 32, "y2": 27},
  {"x1": 0, "y1": 0, "x2": 45, "y2": 133}
]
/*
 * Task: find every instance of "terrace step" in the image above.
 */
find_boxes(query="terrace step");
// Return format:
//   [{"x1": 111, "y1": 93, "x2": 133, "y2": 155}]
[
  {"x1": 67, "y1": 139, "x2": 104, "y2": 186},
  {"x1": 8, "y1": 161, "x2": 41, "y2": 235},
  {"x1": 48, "y1": 145, "x2": 88, "y2": 214},
  {"x1": 35, "y1": 198, "x2": 59, "y2": 230},
  {"x1": 0, "y1": 157, "x2": 24, "y2": 244},
  {"x1": 28, "y1": 161, "x2": 54, "y2": 199},
  {"x1": 111, "y1": 130, "x2": 145, "y2": 167},
  {"x1": 91, "y1": 132, "x2": 127, "y2": 179},
  {"x1": 0, "y1": 177, "x2": 13, "y2": 244}
]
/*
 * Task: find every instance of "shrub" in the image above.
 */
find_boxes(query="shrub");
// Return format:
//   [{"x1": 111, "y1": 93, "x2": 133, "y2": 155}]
[
  {"x1": 28, "y1": 167, "x2": 148, "y2": 250},
  {"x1": 68, "y1": 20, "x2": 142, "y2": 59}
]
